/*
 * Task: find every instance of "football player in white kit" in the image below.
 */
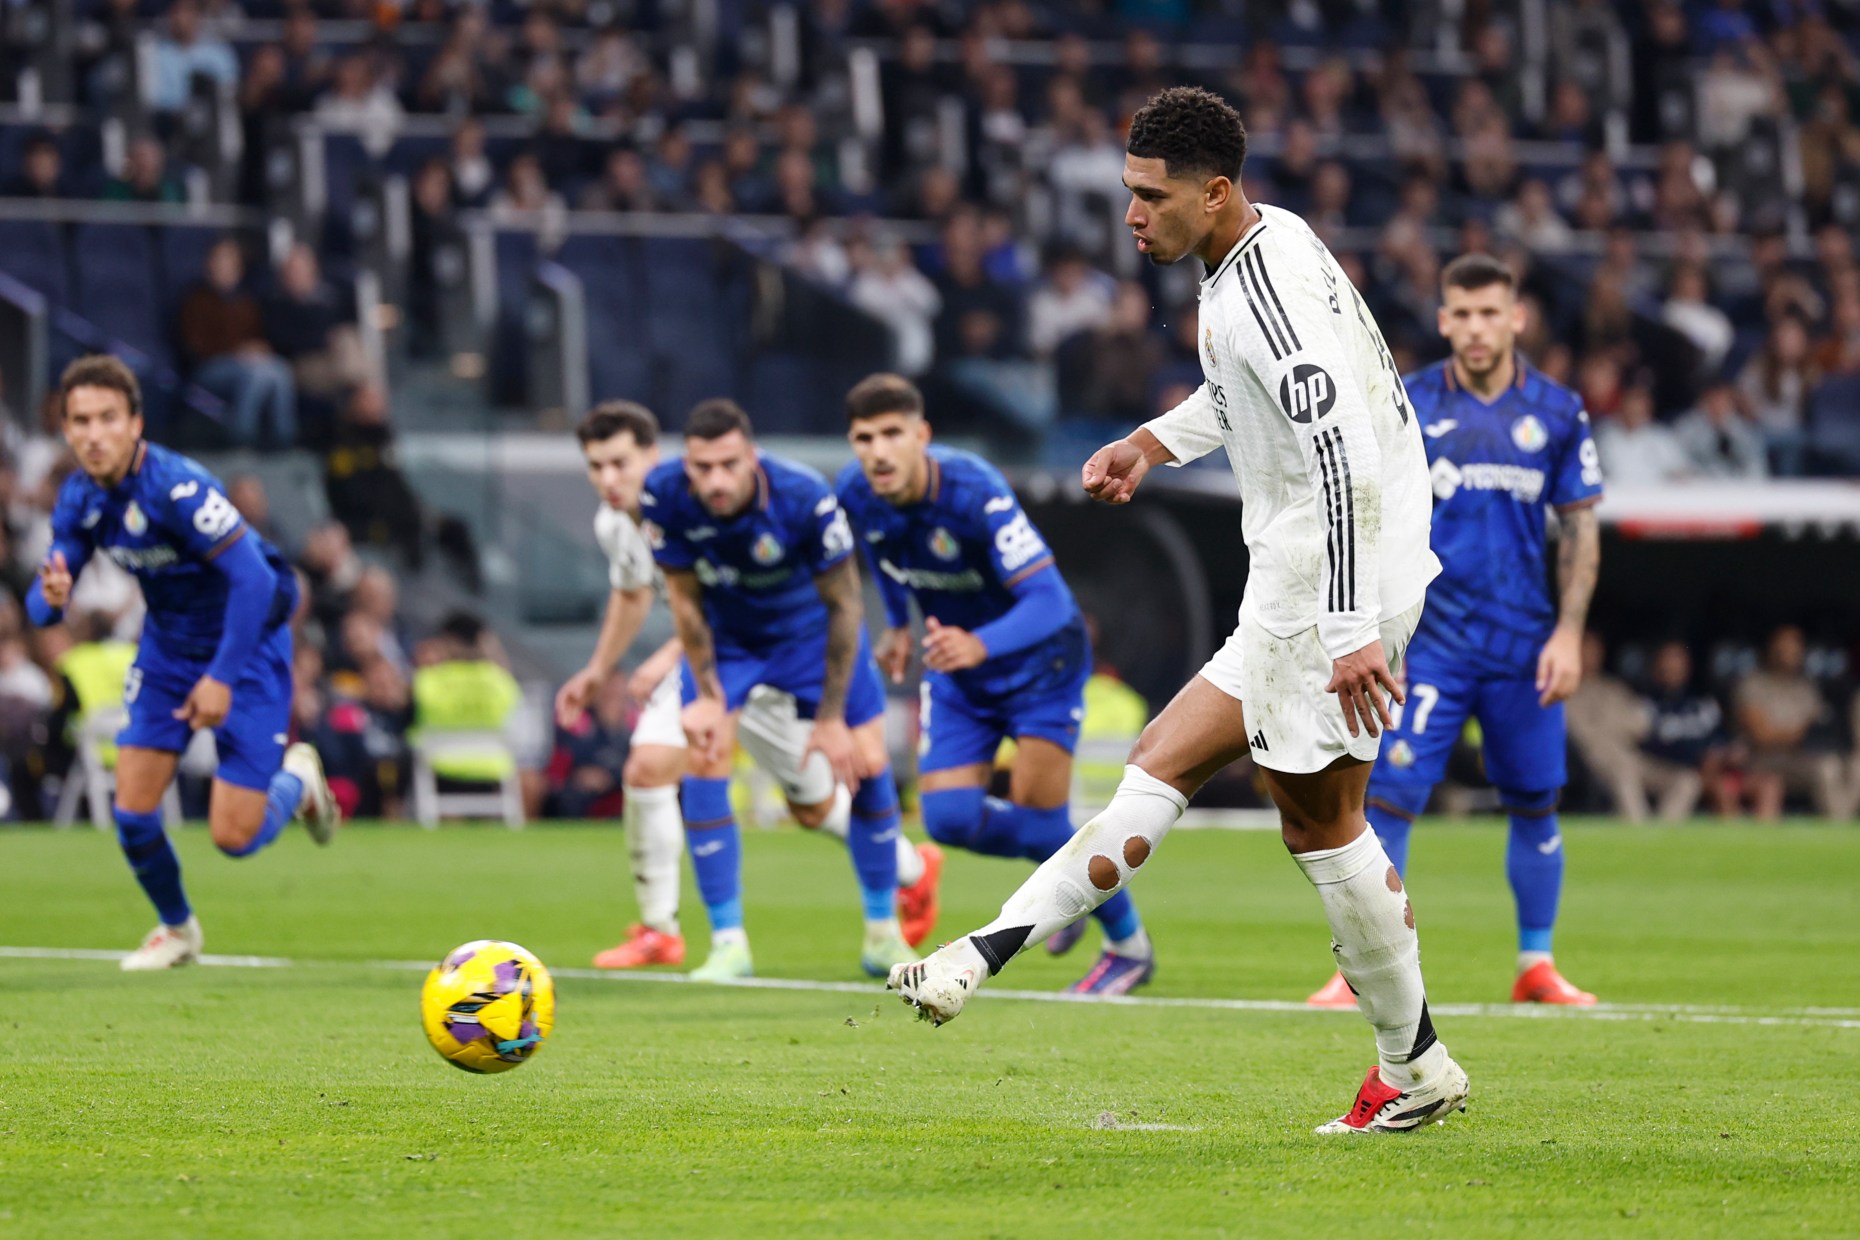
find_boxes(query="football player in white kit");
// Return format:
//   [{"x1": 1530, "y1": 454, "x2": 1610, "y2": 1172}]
[
  {"x1": 891, "y1": 86, "x2": 1470, "y2": 1134},
  {"x1": 555, "y1": 401, "x2": 691, "y2": 969}
]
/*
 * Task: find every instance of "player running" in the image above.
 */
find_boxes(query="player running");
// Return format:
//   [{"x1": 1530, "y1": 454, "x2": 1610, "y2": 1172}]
[
  {"x1": 890, "y1": 86, "x2": 1469, "y2": 1134},
  {"x1": 554, "y1": 402, "x2": 690, "y2": 970},
  {"x1": 838, "y1": 373, "x2": 1155, "y2": 995},
  {"x1": 642, "y1": 398, "x2": 940, "y2": 981},
  {"x1": 27, "y1": 355, "x2": 337, "y2": 970},
  {"x1": 1308, "y1": 254, "x2": 1604, "y2": 1010}
]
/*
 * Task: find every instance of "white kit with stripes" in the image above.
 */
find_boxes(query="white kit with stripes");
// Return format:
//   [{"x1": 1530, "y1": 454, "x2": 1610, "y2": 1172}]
[{"x1": 1141, "y1": 203, "x2": 1441, "y2": 773}]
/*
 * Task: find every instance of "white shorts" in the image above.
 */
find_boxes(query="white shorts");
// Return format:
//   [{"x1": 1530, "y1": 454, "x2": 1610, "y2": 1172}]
[
  {"x1": 630, "y1": 669, "x2": 687, "y2": 750},
  {"x1": 735, "y1": 684, "x2": 839, "y2": 807},
  {"x1": 1197, "y1": 598, "x2": 1424, "y2": 775}
]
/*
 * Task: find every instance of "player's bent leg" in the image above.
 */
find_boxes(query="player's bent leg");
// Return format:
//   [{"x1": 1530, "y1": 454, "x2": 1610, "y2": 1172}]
[
  {"x1": 114, "y1": 747, "x2": 201, "y2": 971},
  {"x1": 1265, "y1": 759, "x2": 1464, "y2": 1128},
  {"x1": 842, "y1": 719, "x2": 920, "y2": 976},
  {"x1": 891, "y1": 679, "x2": 1248, "y2": 1024},
  {"x1": 1310, "y1": 779, "x2": 1432, "y2": 1007}
]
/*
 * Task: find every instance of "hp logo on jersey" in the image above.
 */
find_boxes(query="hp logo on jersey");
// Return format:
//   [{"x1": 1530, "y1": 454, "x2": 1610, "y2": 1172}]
[{"x1": 1278, "y1": 364, "x2": 1337, "y2": 424}]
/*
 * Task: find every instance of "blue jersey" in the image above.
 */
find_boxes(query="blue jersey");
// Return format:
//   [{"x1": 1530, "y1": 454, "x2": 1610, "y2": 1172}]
[
  {"x1": 48, "y1": 442, "x2": 297, "y2": 666},
  {"x1": 641, "y1": 452, "x2": 854, "y2": 657},
  {"x1": 837, "y1": 445, "x2": 1086, "y2": 702},
  {"x1": 1404, "y1": 359, "x2": 1603, "y2": 676}
]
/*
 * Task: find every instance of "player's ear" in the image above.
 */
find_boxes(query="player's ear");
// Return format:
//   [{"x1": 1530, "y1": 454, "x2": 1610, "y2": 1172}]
[
  {"x1": 1510, "y1": 296, "x2": 1527, "y2": 336},
  {"x1": 1203, "y1": 175, "x2": 1232, "y2": 213}
]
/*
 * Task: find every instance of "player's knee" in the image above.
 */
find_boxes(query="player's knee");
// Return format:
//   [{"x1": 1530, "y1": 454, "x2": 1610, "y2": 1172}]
[
  {"x1": 210, "y1": 819, "x2": 258, "y2": 857},
  {"x1": 789, "y1": 799, "x2": 830, "y2": 829},
  {"x1": 1498, "y1": 786, "x2": 1559, "y2": 818},
  {"x1": 624, "y1": 750, "x2": 682, "y2": 790},
  {"x1": 921, "y1": 786, "x2": 985, "y2": 848}
]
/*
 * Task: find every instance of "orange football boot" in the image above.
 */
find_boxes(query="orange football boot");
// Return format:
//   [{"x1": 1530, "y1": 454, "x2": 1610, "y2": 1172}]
[
  {"x1": 898, "y1": 842, "x2": 945, "y2": 948},
  {"x1": 1511, "y1": 959, "x2": 1597, "y2": 1005},
  {"x1": 1307, "y1": 969, "x2": 1359, "y2": 1009},
  {"x1": 593, "y1": 924, "x2": 686, "y2": 969}
]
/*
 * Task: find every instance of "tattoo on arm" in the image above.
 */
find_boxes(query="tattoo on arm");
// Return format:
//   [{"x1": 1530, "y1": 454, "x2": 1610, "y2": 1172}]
[
  {"x1": 814, "y1": 559, "x2": 863, "y2": 720},
  {"x1": 1556, "y1": 506, "x2": 1600, "y2": 629},
  {"x1": 665, "y1": 570, "x2": 723, "y2": 703}
]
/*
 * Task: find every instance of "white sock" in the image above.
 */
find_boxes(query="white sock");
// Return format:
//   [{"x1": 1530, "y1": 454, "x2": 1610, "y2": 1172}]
[
  {"x1": 895, "y1": 833, "x2": 925, "y2": 886},
  {"x1": 864, "y1": 916, "x2": 902, "y2": 939},
  {"x1": 1517, "y1": 950, "x2": 1553, "y2": 974},
  {"x1": 712, "y1": 927, "x2": 748, "y2": 949},
  {"x1": 817, "y1": 785, "x2": 851, "y2": 840},
  {"x1": 1294, "y1": 829, "x2": 1439, "y2": 1089},
  {"x1": 1107, "y1": 927, "x2": 1152, "y2": 959},
  {"x1": 622, "y1": 784, "x2": 684, "y2": 935},
  {"x1": 965, "y1": 765, "x2": 1186, "y2": 973}
]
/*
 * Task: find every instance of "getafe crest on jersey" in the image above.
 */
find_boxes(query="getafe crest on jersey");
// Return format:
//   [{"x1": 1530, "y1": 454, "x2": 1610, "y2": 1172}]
[
  {"x1": 751, "y1": 532, "x2": 783, "y2": 565},
  {"x1": 929, "y1": 527, "x2": 959, "y2": 561},
  {"x1": 1511, "y1": 414, "x2": 1548, "y2": 454},
  {"x1": 122, "y1": 501, "x2": 147, "y2": 536}
]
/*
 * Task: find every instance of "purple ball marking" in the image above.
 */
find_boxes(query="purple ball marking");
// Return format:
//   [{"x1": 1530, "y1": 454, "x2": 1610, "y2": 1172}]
[
  {"x1": 443, "y1": 1017, "x2": 488, "y2": 1043},
  {"x1": 492, "y1": 959, "x2": 524, "y2": 993},
  {"x1": 445, "y1": 948, "x2": 477, "y2": 969}
]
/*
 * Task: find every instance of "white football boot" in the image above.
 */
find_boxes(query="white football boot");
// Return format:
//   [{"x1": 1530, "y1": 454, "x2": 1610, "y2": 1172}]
[
  {"x1": 284, "y1": 742, "x2": 340, "y2": 845},
  {"x1": 121, "y1": 917, "x2": 204, "y2": 972},
  {"x1": 1315, "y1": 1050, "x2": 1470, "y2": 1135},
  {"x1": 887, "y1": 940, "x2": 986, "y2": 1027}
]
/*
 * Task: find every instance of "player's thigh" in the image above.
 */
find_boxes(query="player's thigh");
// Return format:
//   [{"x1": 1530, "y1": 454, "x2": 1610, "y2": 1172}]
[
  {"x1": 1375, "y1": 648, "x2": 1477, "y2": 793},
  {"x1": 735, "y1": 688, "x2": 833, "y2": 806},
  {"x1": 916, "y1": 675, "x2": 1005, "y2": 785},
  {"x1": 1128, "y1": 675, "x2": 1255, "y2": 799},
  {"x1": 626, "y1": 670, "x2": 688, "y2": 786},
  {"x1": 1475, "y1": 676, "x2": 1567, "y2": 795},
  {"x1": 624, "y1": 744, "x2": 686, "y2": 788},
  {"x1": 114, "y1": 746, "x2": 183, "y2": 815}
]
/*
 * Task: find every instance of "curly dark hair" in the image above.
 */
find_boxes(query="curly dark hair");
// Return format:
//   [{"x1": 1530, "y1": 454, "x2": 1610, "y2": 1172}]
[{"x1": 1126, "y1": 86, "x2": 1248, "y2": 183}]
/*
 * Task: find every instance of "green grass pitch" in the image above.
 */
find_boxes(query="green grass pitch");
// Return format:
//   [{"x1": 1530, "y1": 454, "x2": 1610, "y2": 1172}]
[{"x1": 2, "y1": 820, "x2": 1857, "y2": 1238}]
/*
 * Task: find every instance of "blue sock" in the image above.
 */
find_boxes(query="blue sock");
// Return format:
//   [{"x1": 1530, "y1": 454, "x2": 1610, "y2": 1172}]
[
  {"x1": 920, "y1": 789, "x2": 1075, "y2": 862},
  {"x1": 1505, "y1": 801, "x2": 1563, "y2": 955},
  {"x1": 220, "y1": 771, "x2": 302, "y2": 858},
  {"x1": 850, "y1": 771, "x2": 902, "y2": 921},
  {"x1": 1366, "y1": 782, "x2": 1430, "y2": 878},
  {"x1": 1093, "y1": 890, "x2": 1141, "y2": 942},
  {"x1": 114, "y1": 806, "x2": 191, "y2": 926},
  {"x1": 681, "y1": 777, "x2": 742, "y2": 931}
]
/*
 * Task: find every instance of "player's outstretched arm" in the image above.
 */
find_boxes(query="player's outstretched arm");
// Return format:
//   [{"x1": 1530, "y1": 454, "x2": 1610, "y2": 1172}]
[
  {"x1": 806, "y1": 558, "x2": 867, "y2": 791},
  {"x1": 556, "y1": 585, "x2": 653, "y2": 726},
  {"x1": 664, "y1": 569, "x2": 728, "y2": 764},
  {"x1": 1082, "y1": 428, "x2": 1177, "y2": 505},
  {"x1": 1538, "y1": 503, "x2": 1600, "y2": 706},
  {"x1": 25, "y1": 493, "x2": 95, "y2": 627}
]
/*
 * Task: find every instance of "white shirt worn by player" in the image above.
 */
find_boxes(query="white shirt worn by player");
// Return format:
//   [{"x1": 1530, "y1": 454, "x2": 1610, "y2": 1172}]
[
  {"x1": 1141, "y1": 203, "x2": 1442, "y2": 772},
  {"x1": 595, "y1": 504, "x2": 687, "y2": 750}
]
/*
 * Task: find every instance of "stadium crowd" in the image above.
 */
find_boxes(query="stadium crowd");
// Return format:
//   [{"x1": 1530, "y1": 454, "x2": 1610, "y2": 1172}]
[{"x1": 0, "y1": 0, "x2": 1857, "y2": 467}]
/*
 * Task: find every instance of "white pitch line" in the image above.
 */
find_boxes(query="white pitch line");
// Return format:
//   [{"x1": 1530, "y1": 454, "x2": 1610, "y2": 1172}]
[{"x1": 6, "y1": 944, "x2": 1858, "y2": 1030}]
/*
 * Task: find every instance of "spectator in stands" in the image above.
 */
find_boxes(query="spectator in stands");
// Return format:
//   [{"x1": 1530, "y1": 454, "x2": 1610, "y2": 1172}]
[
  {"x1": 149, "y1": 0, "x2": 238, "y2": 114},
  {"x1": 4, "y1": 135, "x2": 66, "y2": 199},
  {"x1": 1814, "y1": 286, "x2": 1860, "y2": 375},
  {"x1": 179, "y1": 237, "x2": 298, "y2": 449},
  {"x1": 226, "y1": 473, "x2": 288, "y2": 555},
  {"x1": 1638, "y1": 639, "x2": 1736, "y2": 819},
  {"x1": 1026, "y1": 242, "x2": 1115, "y2": 361},
  {"x1": 276, "y1": 6, "x2": 332, "y2": 111},
  {"x1": 298, "y1": 521, "x2": 364, "y2": 636},
  {"x1": 237, "y1": 45, "x2": 291, "y2": 207},
  {"x1": 544, "y1": 672, "x2": 629, "y2": 819},
  {"x1": 407, "y1": 158, "x2": 464, "y2": 357},
  {"x1": 418, "y1": 11, "x2": 501, "y2": 115},
  {"x1": 1662, "y1": 263, "x2": 1735, "y2": 379},
  {"x1": 315, "y1": 53, "x2": 405, "y2": 158},
  {"x1": 450, "y1": 118, "x2": 495, "y2": 208},
  {"x1": 263, "y1": 243, "x2": 368, "y2": 422},
  {"x1": 322, "y1": 384, "x2": 481, "y2": 589},
  {"x1": 580, "y1": 145, "x2": 656, "y2": 213},
  {"x1": 491, "y1": 152, "x2": 566, "y2": 225},
  {"x1": 411, "y1": 611, "x2": 524, "y2": 807},
  {"x1": 645, "y1": 124, "x2": 695, "y2": 203},
  {"x1": 1734, "y1": 624, "x2": 1851, "y2": 820},
  {"x1": 351, "y1": 566, "x2": 411, "y2": 676},
  {"x1": 102, "y1": 135, "x2": 184, "y2": 204},
  {"x1": 1056, "y1": 281, "x2": 1164, "y2": 421},
  {"x1": 1567, "y1": 632, "x2": 1657, "y2": 818},
  {"x1": 933, "y1": 209, "x2": 1023, "y2": 362},
  {"x1": 1496, "y1": 179, "x2": 1574, "y2": 253},
  {"x1": 1595, "y1": 382, "x2": 1691, "y2": 483},
  {"x1": 1676, "y1": 383, "x2": 1769, "y2": 478},
  {"x1": 878, "y1": 22, "x2": 948, "y2": 183},
  {"x1": 846, "y1": 238, "x2": 940, "y2": 377},
  {"x1": 1737, "y1": 314, "x2": 1818, "y2": 475}
]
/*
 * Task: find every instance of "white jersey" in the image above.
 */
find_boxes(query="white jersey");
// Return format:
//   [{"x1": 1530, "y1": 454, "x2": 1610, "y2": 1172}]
[
  {"x1": 594, "y1": 503, "x2": 662, "y2": 595},
  {"x1": 1142, "y1": 203, "x2": 1440, "y2": 660}
]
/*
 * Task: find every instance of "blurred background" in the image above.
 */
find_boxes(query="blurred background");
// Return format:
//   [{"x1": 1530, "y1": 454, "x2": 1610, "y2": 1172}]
[{"x1": 0, "y1": 0, "x2": 1856, "y2": 824}]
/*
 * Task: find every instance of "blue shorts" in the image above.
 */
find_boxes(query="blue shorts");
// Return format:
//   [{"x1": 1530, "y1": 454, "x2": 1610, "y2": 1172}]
[
  {"x1": 917, "y1": 657, "x2": 1091, "y2": 774},
  {"x1": 681, "y1": 628, "x2": 887, "y2": 729},
  {"x1": 120, "y1": 627, "x2": 294, "y2": 791},
  {"x1": 1371, "y1": 638, "x2": 1566, "y2": 796}
]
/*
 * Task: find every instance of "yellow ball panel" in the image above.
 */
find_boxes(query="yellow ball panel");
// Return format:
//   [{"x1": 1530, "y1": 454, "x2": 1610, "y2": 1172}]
[{"x1": 420, "y1": 939, "x2": 555, "y2": 1074}]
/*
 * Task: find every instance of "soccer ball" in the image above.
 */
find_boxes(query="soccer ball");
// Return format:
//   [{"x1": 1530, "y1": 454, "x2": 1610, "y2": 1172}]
[{"x1": 420, "y1": 940, "x2": 556, "y2": 1074}]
